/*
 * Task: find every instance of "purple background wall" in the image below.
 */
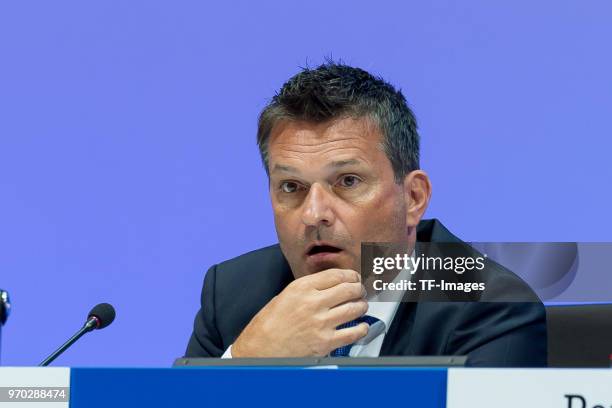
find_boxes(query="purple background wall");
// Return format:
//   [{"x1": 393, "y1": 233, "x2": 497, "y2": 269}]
[{"x1": 1, "y1": 1, "x2": 611, "y2": 366}]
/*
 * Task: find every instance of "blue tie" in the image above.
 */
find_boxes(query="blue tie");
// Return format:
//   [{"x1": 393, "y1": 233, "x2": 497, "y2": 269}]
[{"x1": 330, "y1": 315, "x2": 380, "y2": 357}]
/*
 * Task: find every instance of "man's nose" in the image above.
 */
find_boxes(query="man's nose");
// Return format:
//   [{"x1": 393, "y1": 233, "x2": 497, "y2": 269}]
[{"x1": 301, "y1": 183, "x2": 336, "y2": 227}]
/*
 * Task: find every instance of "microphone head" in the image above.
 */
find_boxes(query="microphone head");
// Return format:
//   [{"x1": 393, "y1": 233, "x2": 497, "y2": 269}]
[{"x1": 87, "y1": 303, "x2": 116, "y2": 329}]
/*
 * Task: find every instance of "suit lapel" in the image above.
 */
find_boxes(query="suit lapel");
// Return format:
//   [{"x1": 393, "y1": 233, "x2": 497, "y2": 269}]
[
  {"x1": 379, "y1": 299, "x2": 416, "y2": 355},
  {"x1": 379, "y1": 218, "x2": 458, "y2": 355}
]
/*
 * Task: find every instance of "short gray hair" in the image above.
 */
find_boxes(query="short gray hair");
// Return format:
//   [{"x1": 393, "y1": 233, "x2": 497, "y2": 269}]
[{"x1": 257, "y1": 62, "x2": 420, "y2": 183}]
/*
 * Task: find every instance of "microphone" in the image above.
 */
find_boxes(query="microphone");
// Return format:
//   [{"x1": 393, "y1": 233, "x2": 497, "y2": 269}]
[
  {"x1": 39, "y1": 303, "x2": 116, "y2": 366},
  {"x1": 0, "y1": 289, "x2": 10, "y2": 326}
]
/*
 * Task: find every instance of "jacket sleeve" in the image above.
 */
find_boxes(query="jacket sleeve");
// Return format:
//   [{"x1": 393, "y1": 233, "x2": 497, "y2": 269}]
[{"x1": 184, "y1": 264, "x2": 225, "y2": 357}]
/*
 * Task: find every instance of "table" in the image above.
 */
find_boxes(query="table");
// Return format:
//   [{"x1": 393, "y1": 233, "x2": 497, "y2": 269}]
[{"x1": 1, "y1": 367, "x2": 611, "y2": 407}]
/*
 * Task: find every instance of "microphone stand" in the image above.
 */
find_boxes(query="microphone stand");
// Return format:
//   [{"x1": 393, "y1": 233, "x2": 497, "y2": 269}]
[{"x1": 39, "y1": 317, "x2": 99, "y2": 367}]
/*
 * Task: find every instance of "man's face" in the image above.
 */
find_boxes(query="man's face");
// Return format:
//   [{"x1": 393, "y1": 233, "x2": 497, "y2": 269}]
[{"x1": 268, "y1": 117, "x2": 410, "y2": 279}]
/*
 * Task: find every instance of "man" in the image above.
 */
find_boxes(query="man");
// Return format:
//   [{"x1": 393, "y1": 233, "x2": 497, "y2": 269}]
[{"x1": 185, "y1": 62, "x2": 547, "y2": 366}]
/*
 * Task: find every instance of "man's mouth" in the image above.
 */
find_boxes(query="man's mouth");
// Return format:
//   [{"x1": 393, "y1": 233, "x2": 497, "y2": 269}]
[
  {"x1": 303, "y1": 242, "x2": 347, "y2": 272},
  {"x1": 308, "y1": 245, "x2": 342, "y2": 255}
]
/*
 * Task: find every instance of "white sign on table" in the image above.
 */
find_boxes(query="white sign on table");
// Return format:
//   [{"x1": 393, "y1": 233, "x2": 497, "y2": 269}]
[
  {"x1": 447, "y1": 368, "x2": 612, "y2": 408},
  {"x1": 0, "y1": 367, "x2": 70, "y2": 408}
]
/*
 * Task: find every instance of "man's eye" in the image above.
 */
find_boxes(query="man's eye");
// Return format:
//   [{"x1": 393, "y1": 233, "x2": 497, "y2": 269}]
[
  {"x1": 338, "y1": 175, "x2": 361, "y2": 188},
  {"x1": 280, "y1": 181, "x2": 300, "y2": 193}
]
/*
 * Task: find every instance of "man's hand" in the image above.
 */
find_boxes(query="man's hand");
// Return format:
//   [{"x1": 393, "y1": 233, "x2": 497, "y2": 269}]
[{"x1": 231, "y1": 268, "x2": 368, "y2": 357}]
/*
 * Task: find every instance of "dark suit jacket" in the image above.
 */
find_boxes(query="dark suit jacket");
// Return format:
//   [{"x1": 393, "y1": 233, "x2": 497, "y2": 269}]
[{"x1": 185, "y1": 219, "x2": 547, "y2": 366}]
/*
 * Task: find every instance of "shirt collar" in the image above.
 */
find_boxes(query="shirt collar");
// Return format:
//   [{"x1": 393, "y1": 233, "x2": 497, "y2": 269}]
[{"x1": 363, "y1": 249, "x2": 415, "y2": 333}]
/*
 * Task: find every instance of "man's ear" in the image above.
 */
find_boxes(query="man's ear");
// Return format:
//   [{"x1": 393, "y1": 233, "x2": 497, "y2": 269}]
[{"x1": 403, "y1": 170, "x2": 432, "y2": 228}]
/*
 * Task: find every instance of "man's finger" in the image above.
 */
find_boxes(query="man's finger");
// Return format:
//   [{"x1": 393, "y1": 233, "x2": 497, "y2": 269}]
[
  {"x1": 326, "y1": 299, "x2": 368, "y2": 327},
  {"x1": 319, "y1": 281, "x2": 365, "y2": 307},
  {"x1": 329, "y1": 323, "x2": 369, "y2": 352},
  {"x1": 306, "y1": 268, "x2": 360, "y2": 290}
]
